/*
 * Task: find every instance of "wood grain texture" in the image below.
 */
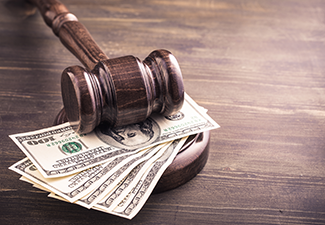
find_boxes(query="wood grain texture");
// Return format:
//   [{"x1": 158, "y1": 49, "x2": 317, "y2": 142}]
[{"x1": 1, "y1": 0, "x2": 325, "y2": 224}]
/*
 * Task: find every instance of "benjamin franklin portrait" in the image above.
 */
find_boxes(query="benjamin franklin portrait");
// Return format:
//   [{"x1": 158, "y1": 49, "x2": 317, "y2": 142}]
[{"x1": 95, "y1": 118, "x2": 160, "y2": 150}]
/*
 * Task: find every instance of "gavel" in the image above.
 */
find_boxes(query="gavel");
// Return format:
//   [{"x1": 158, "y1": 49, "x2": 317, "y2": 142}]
[
  {"x1": 28, "y1": 0, "x2": 184, "y2": 133},
  {"x1": 17, "y1": 0, "x2": 210, "y2": 194}
]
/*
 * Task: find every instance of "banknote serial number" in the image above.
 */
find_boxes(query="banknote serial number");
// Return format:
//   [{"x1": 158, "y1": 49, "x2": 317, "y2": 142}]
[{"x1": 45, "y1": 134, "x2": 85, "y2": 147}]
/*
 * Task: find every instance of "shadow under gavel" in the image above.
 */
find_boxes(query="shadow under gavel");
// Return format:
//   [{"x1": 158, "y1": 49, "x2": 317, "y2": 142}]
[{"x1": 27, "y1": 0, "x2": 209, "y2": 193}]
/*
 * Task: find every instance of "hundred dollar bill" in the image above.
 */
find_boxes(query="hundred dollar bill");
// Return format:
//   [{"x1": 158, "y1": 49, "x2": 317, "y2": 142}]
[
  {"x1": 94, "y1": 149, "x2": 169, "y2": 211},
  {"x1": 9, "y1": 143, "x2": 166, "y2": 203},
  {"x1": 95, "y1": 137, "x2": 187, "y2": 214},
  {"x1": 9, "y1": 93, "x2": 219, "y2": 178},
  {"x1": 77, "y1": 140, "x2": 177, "y2": 209},
  {"x1": 47, "y1": 137, "x2": 186, "y2": 219},
  {"x1": 97, "y1": 138, "x2": 186, "y2": 219},
  {"x1": 75, "y1": 142, "x2": 172, "y2": 208}
]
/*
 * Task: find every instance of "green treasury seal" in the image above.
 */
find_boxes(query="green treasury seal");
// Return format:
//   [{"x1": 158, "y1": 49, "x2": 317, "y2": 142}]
[{"x1": 61, "y1": 142, "x2": 82, "y2": 154}]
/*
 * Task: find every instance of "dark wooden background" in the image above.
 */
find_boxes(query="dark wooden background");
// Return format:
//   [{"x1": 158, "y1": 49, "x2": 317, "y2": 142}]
[{"x1": 1, "y1": 0, "x2": 325, "y2": 224}]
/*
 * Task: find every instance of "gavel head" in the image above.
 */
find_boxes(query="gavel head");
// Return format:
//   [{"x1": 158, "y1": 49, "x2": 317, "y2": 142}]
[{"x1": 61, "y1": 49, "x2": 184, "y2": 133}]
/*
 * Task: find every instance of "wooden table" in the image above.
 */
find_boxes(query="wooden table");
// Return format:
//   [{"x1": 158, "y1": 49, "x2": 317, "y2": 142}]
[{"x1": 1, "y1": 0, "x2": 324, "y2": 224}]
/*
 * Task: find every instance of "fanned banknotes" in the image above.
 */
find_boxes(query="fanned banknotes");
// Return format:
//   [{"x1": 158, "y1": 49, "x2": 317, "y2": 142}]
[
  {"x1": 9, "y1": 93, "x2": 219, "y2": 219},
  {"x1": 11, "y1": 138, "x2": 186, "y2": 219},
  {"x1": 9, "y1": 142, "x2": 168, "y2": 203},
  {"x1": 9, "y1": 94, "x2": 219, "y2": 178}
]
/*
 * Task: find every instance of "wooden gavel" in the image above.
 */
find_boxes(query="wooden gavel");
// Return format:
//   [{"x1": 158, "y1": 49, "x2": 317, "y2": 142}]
[{"x1": 29, "y1": 0, "x2": 184, "y2": 133}]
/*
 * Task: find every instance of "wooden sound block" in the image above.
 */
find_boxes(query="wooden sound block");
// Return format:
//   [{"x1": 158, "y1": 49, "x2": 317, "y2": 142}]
[{"x1": 54, "y1": 108, "x2": 210, "y2": 193}]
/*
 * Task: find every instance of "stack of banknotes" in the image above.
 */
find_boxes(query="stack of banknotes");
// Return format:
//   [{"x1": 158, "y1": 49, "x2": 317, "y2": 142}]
[{"x1": 9, "y1": 93, "x2": 219, "y2": 219}]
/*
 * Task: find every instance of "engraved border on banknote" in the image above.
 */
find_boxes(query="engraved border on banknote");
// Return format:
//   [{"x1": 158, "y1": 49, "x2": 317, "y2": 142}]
[
  {"x1": 14, "y1": 159, "x2": 33, "y2": 172},
  {"x1": 66, "y1": 154, "x2": 130, "y2": 199},
  {"x1": 78, "y1": 145, "x2": 162, "y2": 207},
  {"x1": 14, "y1": 126, "x2": 73, "y2": 143},
  {"x1": 121, "y1": 157, "x2": 167, "y2": 216},
  {"x1": 10, "y1": 155, "x2": 136, "y2": 202},
  {"x1": 97, "y1": 161, "x2": 146, "y2": 209},
  {"x1": 159, "y1": 121, "x2": 214, "y2": 141},
  {"x1": 44, "y1": 147, "x2": 135, "y2": 176},
  {"x1": 116, "y1": 139, "x2": 181, "y2": 217}
]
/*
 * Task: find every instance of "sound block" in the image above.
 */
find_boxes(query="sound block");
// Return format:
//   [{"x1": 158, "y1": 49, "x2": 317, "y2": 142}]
[{"x1": 54, "y1": 108, "x2": 210, "y2": 193}]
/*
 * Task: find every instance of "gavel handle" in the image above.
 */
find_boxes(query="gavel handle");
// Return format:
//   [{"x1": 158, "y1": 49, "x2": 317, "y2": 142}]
[{"x1": 28, "y1": 0, "x2": 108, "y2": 71}]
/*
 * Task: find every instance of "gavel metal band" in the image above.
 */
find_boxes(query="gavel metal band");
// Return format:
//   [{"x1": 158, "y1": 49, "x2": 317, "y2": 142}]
[{"x1": 52, "y1": 12, "x2": 78, "y2": 35}]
